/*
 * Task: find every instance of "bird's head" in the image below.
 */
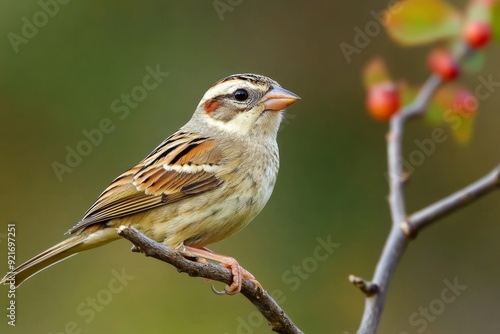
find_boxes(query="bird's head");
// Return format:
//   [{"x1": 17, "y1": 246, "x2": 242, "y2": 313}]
[{"x1": 190, "y1": 73, "x2": 300, "y2": 139}]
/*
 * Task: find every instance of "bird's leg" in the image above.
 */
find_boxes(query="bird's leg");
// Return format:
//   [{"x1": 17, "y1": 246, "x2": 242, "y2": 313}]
[{"x1": 182, "y1": 246, "x2": 261, "y2": 294}]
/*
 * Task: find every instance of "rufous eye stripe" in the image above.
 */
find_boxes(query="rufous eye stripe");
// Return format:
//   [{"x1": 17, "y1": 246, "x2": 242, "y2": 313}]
[{"x1": 204, "y1": 99, "x2": 222, "y2": 114}]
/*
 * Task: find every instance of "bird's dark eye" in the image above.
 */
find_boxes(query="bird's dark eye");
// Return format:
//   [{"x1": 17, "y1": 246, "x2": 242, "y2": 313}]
[{"x1": 233, "y1": 89, "x2": 249, "y2": 101}]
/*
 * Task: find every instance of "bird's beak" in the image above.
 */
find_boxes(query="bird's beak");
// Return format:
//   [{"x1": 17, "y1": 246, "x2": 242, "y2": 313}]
[{"x1": 262, "y1": 85, "x2": 300, "y2": 111}]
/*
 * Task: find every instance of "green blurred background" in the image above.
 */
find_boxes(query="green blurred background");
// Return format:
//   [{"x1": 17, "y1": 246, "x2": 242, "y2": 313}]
[{"x1": 1, "y1": 1, "x2": 500, "y2": 333}]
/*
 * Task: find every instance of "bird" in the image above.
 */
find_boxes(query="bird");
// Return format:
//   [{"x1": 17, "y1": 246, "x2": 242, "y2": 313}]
[{"x1": 0, "y1": 73, "x2": 300, "y2": 294}]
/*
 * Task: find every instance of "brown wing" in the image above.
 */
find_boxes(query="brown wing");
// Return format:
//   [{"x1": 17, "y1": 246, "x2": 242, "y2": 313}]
[{"x1": 67, "y1": 131, "x2": 224, "y2": 234}]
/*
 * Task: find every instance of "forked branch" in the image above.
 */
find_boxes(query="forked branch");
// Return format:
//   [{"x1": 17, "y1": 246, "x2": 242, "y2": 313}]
[{"x1": 354, "y1": 44, "x2": 499, "y2": 333}]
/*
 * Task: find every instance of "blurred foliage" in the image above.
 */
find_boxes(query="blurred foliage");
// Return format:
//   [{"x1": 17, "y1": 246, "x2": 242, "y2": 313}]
[
  {"x1": 363, "y1": 57, "x2": 393, "y2": 87},
  {"x1": 1, "y1": 1, "x2": 500, "y2": 334},
  {"x1": 366, "y1": 0, "x2": 497, "y2": 143},
  {"x1": 386, "y1": 0, "x2": 462, "y2": 46}
]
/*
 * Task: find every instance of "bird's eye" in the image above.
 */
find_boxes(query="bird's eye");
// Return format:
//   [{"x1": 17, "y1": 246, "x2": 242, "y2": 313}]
[{"x1": 233, "y1": 89, "x2": 249, "y2": 101}]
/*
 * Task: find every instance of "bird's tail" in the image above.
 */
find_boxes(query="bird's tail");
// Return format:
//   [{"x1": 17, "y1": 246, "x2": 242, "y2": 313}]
[{"x1": 1, "y1": 227, "x2": 118, "y2": 287}]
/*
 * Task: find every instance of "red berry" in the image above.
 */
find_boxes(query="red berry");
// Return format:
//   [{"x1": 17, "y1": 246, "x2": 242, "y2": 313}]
[
  {"x1": 428, "y1": 50, "x2": 459, "y2": 81},
  {"x1": 366, "y1": 83, "x2": 400, "y2": 121},
  {"x1": 464, "y1": 21, "x2": 492, "y2": 49}
]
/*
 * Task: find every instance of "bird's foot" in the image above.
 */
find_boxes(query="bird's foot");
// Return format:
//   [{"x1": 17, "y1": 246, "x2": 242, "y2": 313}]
[{"x1": 182, "y1": 246, "x2": 262, "y2": 295}]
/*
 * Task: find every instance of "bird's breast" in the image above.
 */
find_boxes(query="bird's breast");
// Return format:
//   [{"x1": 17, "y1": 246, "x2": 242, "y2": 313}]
[{"x1": 126, "y1": 144, "x2": 279, "y2": 250}]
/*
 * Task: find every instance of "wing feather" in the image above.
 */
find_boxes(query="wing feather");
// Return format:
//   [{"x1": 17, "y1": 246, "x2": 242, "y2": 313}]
[{"x1": 67, "y1": 131, "x2": 224, "y2": 234}]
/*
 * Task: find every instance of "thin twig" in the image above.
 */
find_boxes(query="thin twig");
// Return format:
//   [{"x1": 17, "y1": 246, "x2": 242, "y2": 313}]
[
  {"x1": 356, "y1": 44, "x2": 479, "y2": 334},
  {"x1": 356, "y1": 74, "x2": 443, "y2": 333},
  {"x1": 117, "y1": 226, "x2": 304, "y2": 334},
  {"x1": 402, "y1": 74, "x2": 443, "y2": 120},
  {"x1": 403, "y1": 165, "x2": 500, "y2": 237}
]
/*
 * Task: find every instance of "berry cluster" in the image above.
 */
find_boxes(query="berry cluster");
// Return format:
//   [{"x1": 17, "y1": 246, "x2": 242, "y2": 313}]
[{"x1": 366, "y1": 20, "x2": 492, "y2": 121}]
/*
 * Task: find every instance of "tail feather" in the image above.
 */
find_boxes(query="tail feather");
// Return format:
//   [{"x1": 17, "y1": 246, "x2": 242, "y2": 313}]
[
  {"x1": 1, "y1": 224, "x2": 120, "y2": 287},
  {"x1": 1, "y1": 235, "x2": 87, "y2": 287}
]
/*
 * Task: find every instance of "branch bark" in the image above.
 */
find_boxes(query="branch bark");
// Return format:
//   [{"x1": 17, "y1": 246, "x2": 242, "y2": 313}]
[
  {"x1": 354, "y1": 44, "x2": 496, "y2": 334},
  {"x1": 117, "y1": 226, "x2": 304, "y2": 334},
  {"x1": 356, "y1": 74, "x2": 443, "y2": 334}
]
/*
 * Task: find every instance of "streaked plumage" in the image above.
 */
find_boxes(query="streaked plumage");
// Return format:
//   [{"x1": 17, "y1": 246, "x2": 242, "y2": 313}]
[{"x1": 1, "y1": 73, "x2": 300, "y2": 292}]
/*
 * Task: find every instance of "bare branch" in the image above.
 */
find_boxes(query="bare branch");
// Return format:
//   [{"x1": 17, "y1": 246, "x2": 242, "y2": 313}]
[
  {"x1": 117, "y1": 226, "x2": 304, "y2": 334},
  {"x1": 402, "y1": 74, "x2": 442, "y2": 120},
  {"x1": 356, "y1": 73, "x2": 443, "y2": 333},
  {"x1": 403, "y1": 165, "x2": 500, "y2": 237},
  {"x1": 356, "y1": 45, "x2": 478, "y2": 334}
]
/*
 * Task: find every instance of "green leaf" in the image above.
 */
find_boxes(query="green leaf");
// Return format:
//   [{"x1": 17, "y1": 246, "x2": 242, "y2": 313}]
[
  {"x1": 363, "y1": 57, "x2": 391, "y2": 88},
  {"x1": 452, "y1": 114, "x2": 475, "y2": 143},
  {"x1": 424, "y1": 85, "x2": 477, "y2": 143},
  {"x1": 400, "y1": 82, "x2": 477, "y2": 144},
  {"x1": 466, "y1": 0, "x2": 491, "y2": 23},
  {"x1": 450, "y1": 87, "x2": 478, "y2": 143},
  {"x1": 426, "y1": 98, "x2": 447, "y2": 125},
  {"x1": 425, "y1": 85, "x2": 454, "y2": 125},
  {"x1": 400, "y1": 82, "x2": 444, "y2": 124},
  {"x1": 400, "y1": 82, "x2": 417, "y2": 108},
  {"x1": 385, "y1": 0, "x2": 462, "y2": 46},
  {"x1": 449, "y1": 35, "x2": 487, "y2": 72},
  {"x1": 462, "y1": 50, "x2": 485, "y2": 73}
]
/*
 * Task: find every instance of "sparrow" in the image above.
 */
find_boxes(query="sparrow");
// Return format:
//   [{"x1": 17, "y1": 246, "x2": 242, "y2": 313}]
[{"x1": 1, "y1": 73, "x2": 300, "y2": 294}]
